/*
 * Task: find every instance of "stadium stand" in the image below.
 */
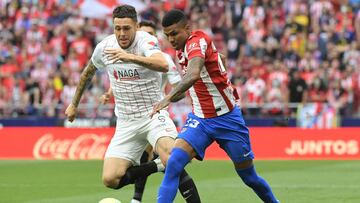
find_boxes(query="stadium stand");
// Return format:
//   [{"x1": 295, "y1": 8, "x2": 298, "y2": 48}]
[{"x1": 0, "y1": 0, "x2": 359, "y2": 127}]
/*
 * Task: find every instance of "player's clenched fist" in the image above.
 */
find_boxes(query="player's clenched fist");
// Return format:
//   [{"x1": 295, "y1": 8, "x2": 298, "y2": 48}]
[
  {"x1": 150, "y1": 96, "x2": 171, "y2": 118},
  {"x1": 65, "y1": 103, "x2": 77, "y2": 122},
  {"x1": 99, "y1": 93, "x2": 112, "y2": 105}
]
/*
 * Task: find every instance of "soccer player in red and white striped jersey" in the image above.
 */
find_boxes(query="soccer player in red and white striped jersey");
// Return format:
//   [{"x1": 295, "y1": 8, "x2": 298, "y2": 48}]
[{"x1": 153, "y1": 9, "x2": 279, "y2": 203}]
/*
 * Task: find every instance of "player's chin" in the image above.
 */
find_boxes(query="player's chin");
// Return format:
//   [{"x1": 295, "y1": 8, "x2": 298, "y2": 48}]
[
  {"x1": 119, "y1": 41, "x2": 130, "y2": 49},
  {"x1": 173, "y1": 44, "x2": 180, "y2": 50}
]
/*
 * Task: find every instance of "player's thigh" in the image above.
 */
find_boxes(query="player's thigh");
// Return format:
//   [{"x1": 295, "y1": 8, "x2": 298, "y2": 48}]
[
  {"x1": 174, "y1": 138, "x2": 198, "y2": 159},
  {"x1": 177, "y1": 113, "x2": 213, "y2": 160},
  {"x1": 147, "y1": 110, "x2": 177, "y2": 154},
  {"x1": 102, "y1": 157, "x2": 133, "y2": 182},
  {"x1": 154, "y1": 136, "x2": 175, "y2": 164},
  {"x1": 105, "y1": 119, "x2": 148, "y2": 165}
]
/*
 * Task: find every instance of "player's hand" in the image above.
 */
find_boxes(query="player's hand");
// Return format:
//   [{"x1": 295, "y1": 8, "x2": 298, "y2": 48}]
[
  {"x1": 99, "y1": 93, "x2": 111, "y2": 105},
  {"x1": 65, "y1": 103, "x2": 77, "y2": 122},
  {"x1": 150, "y1": 97, "x2": 171, "y2": 118},
  {"x1": 104, "y1": 48, "x2": 132, "y2": 63}
]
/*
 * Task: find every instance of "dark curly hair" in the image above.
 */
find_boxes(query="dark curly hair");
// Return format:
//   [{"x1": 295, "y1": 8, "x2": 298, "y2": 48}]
[
  {"x1": 162, "y1": 9, "x2": 187, "y2": 27},
  {"x1": 139, "y1": 20, "x2": 156, "y2": 30}
]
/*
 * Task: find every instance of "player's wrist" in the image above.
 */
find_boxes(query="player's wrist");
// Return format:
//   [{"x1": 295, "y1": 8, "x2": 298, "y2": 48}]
[
  {"x1": 71, "y1": 102, "x2": 78, "y2": 108},
  {"x1": 127, "y1": 53, "x2": 136, "y2": 62}
]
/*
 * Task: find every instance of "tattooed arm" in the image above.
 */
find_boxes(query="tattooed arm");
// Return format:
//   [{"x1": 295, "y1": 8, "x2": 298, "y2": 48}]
[
  {"x1": 151, "y1": 57, "x2": 204, "y2": 116},
  {"x1": 167, "y1": 57, "x2": 203, "y2": 102},
  {"x1": 65, "y1": 60, "x2": 97, "y2": 122},
  {"x1": 169, "y1": 82, "x2": 186, "y2": 102}
]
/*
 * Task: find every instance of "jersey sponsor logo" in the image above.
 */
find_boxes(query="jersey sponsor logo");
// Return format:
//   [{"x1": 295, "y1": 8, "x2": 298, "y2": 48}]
[
  {"x1": 113, "y1": 69, "x2": 140, "y2": 81},
  {"x1": 243, "y1": 151, "x2": 252, "y2": 157},
  {"x1": 180, "y1": 127, "x2": 188, "y2": 133}
]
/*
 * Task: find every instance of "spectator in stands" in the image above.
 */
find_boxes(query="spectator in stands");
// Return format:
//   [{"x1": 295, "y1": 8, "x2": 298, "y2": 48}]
[
  {"x1": 243, "y1": 69, "x2": 266, "y2": 116},
  {"x1": 24, "y1": 77, "x2": 41, "y2": 116},
  {"x1": 327, "y1": 79, "x2": 349, "y2": 116},
  {"x1": 288, "y1": 69, "x2": 307, "y2": 113}
]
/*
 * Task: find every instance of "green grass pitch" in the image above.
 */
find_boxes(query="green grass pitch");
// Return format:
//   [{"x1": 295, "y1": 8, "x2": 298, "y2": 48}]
[{"x1": 0, "y1": 160, "x2": 359, "y2": 203}]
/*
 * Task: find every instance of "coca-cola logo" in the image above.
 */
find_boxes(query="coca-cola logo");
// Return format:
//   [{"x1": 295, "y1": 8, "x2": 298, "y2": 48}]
[
  {"x1": 285, "y1": 140, "x2": 359, "y2": 156},
  {"x1": 33, "y1": 133, "x2": 111, "y2": 160}
]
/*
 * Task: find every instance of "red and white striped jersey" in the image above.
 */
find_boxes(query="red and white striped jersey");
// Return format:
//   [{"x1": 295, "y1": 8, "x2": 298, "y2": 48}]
[{"x1": 177, "y1": 30, "x2": 236, "y2": 118}]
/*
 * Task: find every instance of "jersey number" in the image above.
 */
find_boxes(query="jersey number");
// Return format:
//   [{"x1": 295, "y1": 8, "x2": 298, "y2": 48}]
[{"x1": 184, "y1": 118, "x2": 200, "y2": 128}]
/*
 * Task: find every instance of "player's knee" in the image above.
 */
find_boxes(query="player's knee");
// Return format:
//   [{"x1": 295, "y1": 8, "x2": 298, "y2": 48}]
[
  {"x1": 102, "y1": 175, "x2": 117, "y2": 189},
  {"x1": 156, "y1": 137, "x2": 174, "y2": 156},
  {"x1": 102, "y1": 172, "x2": 125, "y2": 189}
]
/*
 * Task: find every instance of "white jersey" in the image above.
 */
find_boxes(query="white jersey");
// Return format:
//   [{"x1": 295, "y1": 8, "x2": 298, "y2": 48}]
[
  {"x1": 91, "y1": 31, "x2": 164, "y2": 120},
  {"x1": 161, "y1": 53, "x2": 181, "y2": 96}
]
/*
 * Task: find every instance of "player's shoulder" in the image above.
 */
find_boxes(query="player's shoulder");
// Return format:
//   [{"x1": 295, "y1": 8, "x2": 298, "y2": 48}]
[
  {"x1": 96, "y1": 34, "x2": 116, "y2": 47},
  {"x1": 188, "y1": 30, "x2": 210, "y2": 41}
]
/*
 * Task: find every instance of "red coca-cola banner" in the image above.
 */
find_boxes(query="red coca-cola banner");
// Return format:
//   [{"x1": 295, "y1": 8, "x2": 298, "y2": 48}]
[
  {"x1": 0, "y1": 127, "x2": 359, "y2": 160},
  {"x1": 0, "y1": 128, "x2": 112, "y2": 160}
]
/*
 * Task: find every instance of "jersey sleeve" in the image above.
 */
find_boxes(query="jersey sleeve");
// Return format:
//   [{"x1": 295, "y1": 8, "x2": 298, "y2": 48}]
[
  {"x1": 186, "y1": 34, "x2": 208, "y2": 60},
  {"x1": 139, "y1": 35, "x2": 162, "y2": 57},
  {"x1": 164, "y1": 53, "x2": 181, "y2": 85},
  {"x1": 91, "y1": 41, "x2": 106, "y2": 71}
]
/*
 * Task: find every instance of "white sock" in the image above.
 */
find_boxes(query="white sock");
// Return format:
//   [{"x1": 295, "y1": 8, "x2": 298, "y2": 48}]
[
  {"x1": 153, "y1": 158, "x2": 165, "y2": 172},
  {"x1": 130, "y1": 199, "x2": 141, "y2": 203}
]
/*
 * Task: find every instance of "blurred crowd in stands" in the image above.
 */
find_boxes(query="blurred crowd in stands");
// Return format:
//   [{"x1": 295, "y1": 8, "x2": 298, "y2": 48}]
[{"x1": 1, "y1": 0, "x2": 360, "y2": 122}]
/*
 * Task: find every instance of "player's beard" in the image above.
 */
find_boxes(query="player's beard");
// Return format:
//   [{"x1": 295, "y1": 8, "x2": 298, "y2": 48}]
[{"x1": 117, "y1": 37, "x2": 133, "y2": 49}]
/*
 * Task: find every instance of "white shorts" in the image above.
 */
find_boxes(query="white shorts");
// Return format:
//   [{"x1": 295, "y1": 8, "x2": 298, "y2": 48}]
[{"x1": 104, "y1": 110, "x2": 177, "y2": 165}]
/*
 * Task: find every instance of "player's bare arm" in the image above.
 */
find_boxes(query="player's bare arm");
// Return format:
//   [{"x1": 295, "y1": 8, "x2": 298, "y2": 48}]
[
  {"x1": 151, "y1": 57, "x2": 204, "y2": 117},
  {"x1": 104, "y1": 48, "x2": 168, "y2": 72},
  {"x1": 65, "y1": 60, "x2": 97, "y2": 122},
  {"x1": 169, "y1": 82, "x2": 186, "y2": 102}
]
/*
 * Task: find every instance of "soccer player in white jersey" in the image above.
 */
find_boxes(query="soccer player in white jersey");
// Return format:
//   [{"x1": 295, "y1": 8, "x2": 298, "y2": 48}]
[
  {"x1": 99, "y1": 20, "x2": 182, "y2": 203},
  {"x1": 65, "y1": 5, "x2": 200, "y2": 203}
]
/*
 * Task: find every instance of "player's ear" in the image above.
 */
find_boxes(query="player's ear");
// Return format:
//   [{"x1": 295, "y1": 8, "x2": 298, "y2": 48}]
[{"x1": 185, "y1": 23, "x2": 190, "y2": 32}]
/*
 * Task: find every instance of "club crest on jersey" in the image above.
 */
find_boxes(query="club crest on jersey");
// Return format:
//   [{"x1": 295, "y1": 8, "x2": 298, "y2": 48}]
[
  {"x1": 187, "y1": 42, "x2": 199, "y2": 51},
  {"x1": 148, "y1": 41, "x2": 160, "y2": 50},
  {"x1": 113, "y1": 69, "x2": 140, "y2": 81}
]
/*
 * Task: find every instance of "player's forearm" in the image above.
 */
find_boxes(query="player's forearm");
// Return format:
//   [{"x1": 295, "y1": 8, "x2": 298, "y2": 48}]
[
  {"x1": 130, "y1": 54, "x2": 168, "y2": 72},
  {"x1": 167, "y1": 76, "x2": 197, "y2": 103},
  {"x1": 171, "y1": 92, "x2": 186, "y2": 102},
  {"x1": 169, "y1": 83, "x2": 185, "y2": 102},
  {"x1": 167, "y1": 57, "x2": 203, "y2": 103},
  {"x1": 71, "y1": 61, "x2": 97, "y2": 107}
]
